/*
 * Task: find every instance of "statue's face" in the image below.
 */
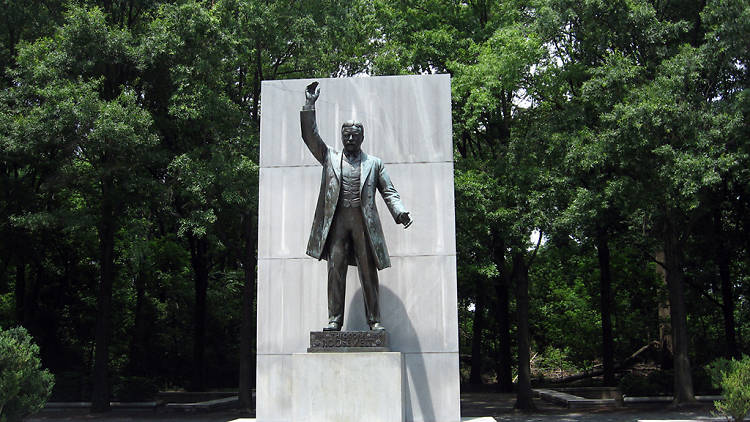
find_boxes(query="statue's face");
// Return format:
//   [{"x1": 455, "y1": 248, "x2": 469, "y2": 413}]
[{"x1": 341, "y1": 126, "x2": 363, "y2": 154}]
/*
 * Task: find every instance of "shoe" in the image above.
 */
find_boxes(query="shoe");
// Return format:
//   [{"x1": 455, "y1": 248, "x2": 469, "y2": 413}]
[
  {"x1": 323, "y1": 321, "x2": 341, "y2": 331},
  {"x1": 369, "y1": 322, "x2": 386, "y2": 331}
]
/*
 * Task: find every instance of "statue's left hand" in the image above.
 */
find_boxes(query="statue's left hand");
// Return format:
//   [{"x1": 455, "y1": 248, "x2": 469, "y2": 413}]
[{"x1": 399, "y1": 212, "x2": 413, "y2": 229}]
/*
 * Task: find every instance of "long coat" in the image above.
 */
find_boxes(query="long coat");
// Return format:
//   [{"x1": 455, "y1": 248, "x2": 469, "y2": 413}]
[{"x1": 301, "y1": 108, "x2": 406, "y2": 270}]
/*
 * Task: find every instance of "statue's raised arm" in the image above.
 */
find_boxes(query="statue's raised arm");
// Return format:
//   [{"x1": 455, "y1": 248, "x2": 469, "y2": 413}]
[{"x1": 300, "y1": 82, "x2": 327, "y2": 164}]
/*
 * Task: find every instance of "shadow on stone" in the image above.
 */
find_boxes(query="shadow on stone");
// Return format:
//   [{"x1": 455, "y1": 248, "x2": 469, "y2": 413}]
[{"x1": 345, "y1": 285, "x2": 435, "y2": 422}]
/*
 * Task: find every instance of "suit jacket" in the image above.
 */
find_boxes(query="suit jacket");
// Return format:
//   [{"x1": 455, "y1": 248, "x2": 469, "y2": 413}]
[{"x1": 300, "y1": 108, "x2": 406, "y2": 270}]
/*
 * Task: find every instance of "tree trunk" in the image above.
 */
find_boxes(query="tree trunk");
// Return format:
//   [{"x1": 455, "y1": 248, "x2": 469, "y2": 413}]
[
  {"x1": 714, "y1": 210, "x2": 738, "y2": 358},
  {"x1": 0, "y1": 257, "x2": 8, "y2": 294},
  {"x1": 718, "y1": 255, "x2": 737, "y2": 358},
  {"x1": 654, "y1": 250, "x2": 673, "y2": 370},
  {"x1": 469, "y1": 280, "x2": 487, "y2": 385},
  {"x1": 663, "y1": 226, "x2": 695, "y2": 404},
  {"x1": 513, "y1": 252, "x2": 534, "y2": 410},
  {"x1": 239, "y1": 212, "x2": 257, "y2": 409},
  {"x1": 490, "y1": 231, "x2": 513, "y2": 392},
  {"x1": 23, "y1": 264, "x2": 38, "y2": 331},
  {"x1": 127, "y1": 268, "x2": 148, "y2": 376},
  {"x1": 189, "y1": 235, "x2": 209, "y2": 392},
  {"x1": 14, "y1": 257, "x2": 26, "y2": 323},
  {"x1": 251, "y1": 43, "x2": 262, "y2": 123},
  {"x1": 92, "y1": 181, "x2": 116, "y2": 412},
  {"x1": 596, "y1": 231, "x2": 615, "y2": 386},
  {"x1": 495, "y1": 279, "x2": 513, "y2": 392}
]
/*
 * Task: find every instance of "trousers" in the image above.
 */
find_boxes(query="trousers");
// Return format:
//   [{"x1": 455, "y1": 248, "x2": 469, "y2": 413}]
[{"x1": 326, "y1": 206, "x2": 380, "y2": 326}]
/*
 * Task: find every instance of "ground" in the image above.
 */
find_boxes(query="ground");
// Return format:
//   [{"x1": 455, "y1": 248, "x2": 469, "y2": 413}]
[
  {"x1": 26, "y1": 393, "x2": 723, "y2": 422},
  {"x1": 461, "y1": 393, "x2": 720, "y2": 421}
]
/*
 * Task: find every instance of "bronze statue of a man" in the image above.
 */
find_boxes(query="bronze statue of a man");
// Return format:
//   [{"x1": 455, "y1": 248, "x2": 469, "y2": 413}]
[{"x1": 300, "y1": 81, "x2": 412, "y2": 332}]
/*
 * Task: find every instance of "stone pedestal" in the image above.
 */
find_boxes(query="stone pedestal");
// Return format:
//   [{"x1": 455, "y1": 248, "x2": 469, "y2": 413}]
[{"x1": 291, "y1": 352, "x2": 404, "y2": 422}]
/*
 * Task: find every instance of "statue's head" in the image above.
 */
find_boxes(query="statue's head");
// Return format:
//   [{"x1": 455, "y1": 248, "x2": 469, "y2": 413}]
[{"x1": 341, "y1": 120, "x2": 364, "y2": 154}]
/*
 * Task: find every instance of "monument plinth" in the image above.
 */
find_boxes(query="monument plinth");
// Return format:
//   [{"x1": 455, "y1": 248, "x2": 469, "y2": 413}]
[{"x1": 292, "y1": 352, "x2": 404, "y2": 422}]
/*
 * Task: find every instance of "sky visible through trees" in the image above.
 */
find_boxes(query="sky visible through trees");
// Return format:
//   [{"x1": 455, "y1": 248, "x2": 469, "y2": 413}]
[{"x1": 1, "y1": 0, "x2": 748, "y2": 411}]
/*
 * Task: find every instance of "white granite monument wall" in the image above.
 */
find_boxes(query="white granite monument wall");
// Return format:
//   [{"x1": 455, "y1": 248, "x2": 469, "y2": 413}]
[{"x1": 257, "y1": 74, "x2": 459, "y2": 422}]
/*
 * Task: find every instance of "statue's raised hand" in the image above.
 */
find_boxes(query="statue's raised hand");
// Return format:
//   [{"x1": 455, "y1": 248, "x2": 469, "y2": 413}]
[{"x1": 305, "y1": 81, "x2": 320, "y2": 106}]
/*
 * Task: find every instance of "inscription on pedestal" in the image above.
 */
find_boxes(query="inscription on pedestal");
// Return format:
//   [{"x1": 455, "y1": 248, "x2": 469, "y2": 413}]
[{"x1": 308, "y1": 331, "x2": 390, "y2": 352}]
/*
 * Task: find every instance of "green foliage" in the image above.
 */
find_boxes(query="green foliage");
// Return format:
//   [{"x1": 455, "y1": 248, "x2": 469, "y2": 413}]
[
  {"x1": 707, "y1": 357, "x2": 736, "y2": 388},
  {"x1": 710, "y1": 356, "x2": 750, "y2": 422},
  {"x1": 0, "y1": 326, "x2": 54, "y2": 422},
  {"x1": 530, "y1": 246, "x2": 601, "y2": 365},
  {"x1": 619, "y1": 371, "x2": 673, "y2": 396},
  {"x1": 533, "y1": 346, "x2": 577, "y2": 378},
  {"x1": 619, "y1": 367, "x2": 719, "y2": 397},
  {"x1": 529, "y1": 240, "x2": 661, "y2": 368},
  {"x1": 454, "y1": 168, "x2": 500, "y2": 288},
  {"x1": 112, "y1": 376, "x2": 158, "y2": 402}
]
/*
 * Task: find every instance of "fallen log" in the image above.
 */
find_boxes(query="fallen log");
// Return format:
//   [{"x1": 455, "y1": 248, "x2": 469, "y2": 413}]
[{"x1": 541, "y1": 341, "x2": 661, "y2": 384}]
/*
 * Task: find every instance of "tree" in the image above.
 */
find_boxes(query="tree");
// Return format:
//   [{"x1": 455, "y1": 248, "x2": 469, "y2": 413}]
[
  {"x1": 10, "y1": 6, "x2": 158, "y2": 409},
  {"x1": 455, "y1": 168, "x2": 502, "y2": 386},
  {"x1": 592, "y1": 40, "x2": 742, "y2": 402},
  {"x1": 532, "y1": 0, "x2": 748, "y2": 399},
  {"x1": 452, "y1": 16, "x2": 556, "y2": 407}
]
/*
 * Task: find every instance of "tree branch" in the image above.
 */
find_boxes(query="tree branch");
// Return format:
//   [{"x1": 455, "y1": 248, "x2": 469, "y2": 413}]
[
  {"x1": 683, "y1": 277, "x2": 722, "y2": 309},
  {"x1": 526, "y1": 230, "x2": 544, "y2": 268},
  {"x1": 652, "y1": 255, "x2": 667, "y2": 271}
]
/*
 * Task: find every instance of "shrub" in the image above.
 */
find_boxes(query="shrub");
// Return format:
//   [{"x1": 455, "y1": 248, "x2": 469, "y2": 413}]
[
  {"x1": 49, "y1": 371, "x2": 91, "y2": 401},
  {"x1": 618, "y1": 370, "x2": 672, "y2": 396},
  {"x1": 0, "y1": 326, "x2": 55, "y2": 422},
  {"x1": 533, "y1": 346, "x2": 578, "y2": 379},
  {"x1": 707, "y1": 357, "x2": 734, "y2": 388},
  {"x1": 692, "y1": 365, "x2": 719, "y2": 395},
  {"x1": 113, "y1": 376, "x2": 159, "y2": 402},
  {"x1": 710, "y1": 356, "x2": 750, "y2": 422}
]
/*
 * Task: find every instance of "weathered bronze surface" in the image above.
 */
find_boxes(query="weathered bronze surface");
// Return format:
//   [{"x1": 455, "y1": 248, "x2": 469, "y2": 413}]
[
  {"x1": 307, "y1": 330, "x2": 390, "y2": 352},
  {"x1": 300, "y1": 81, "x2": 412, "y2": 332}
]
